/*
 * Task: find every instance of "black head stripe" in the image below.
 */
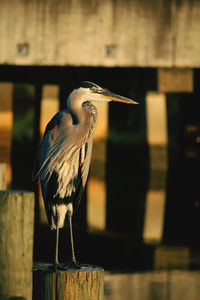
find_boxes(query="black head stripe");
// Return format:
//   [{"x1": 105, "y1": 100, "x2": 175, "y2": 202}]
[{"x1": 79, "y1": 81, "x2": 100, "y2": 89}]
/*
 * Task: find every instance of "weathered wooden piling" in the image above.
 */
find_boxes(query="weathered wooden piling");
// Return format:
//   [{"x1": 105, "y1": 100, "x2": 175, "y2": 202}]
[
  {"x1": 33, "y1": 265, "x2": 104, "y2": 300},
  {"x1": 0, "y1": 191, "x2": 34, "y2": 300},
  {"x1": 0, "y1": 163, "x2": 6, "y2": 190}
]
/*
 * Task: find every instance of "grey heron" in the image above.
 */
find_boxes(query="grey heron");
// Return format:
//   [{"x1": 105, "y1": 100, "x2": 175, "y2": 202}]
[{"x1": 34, "y1": 81, "x2": 138, "y2": 269}]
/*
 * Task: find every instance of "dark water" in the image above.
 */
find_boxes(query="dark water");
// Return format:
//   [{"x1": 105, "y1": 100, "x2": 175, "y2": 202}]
[{"x1": 104, "y1": 270, "x2": 200, "y2": 300}]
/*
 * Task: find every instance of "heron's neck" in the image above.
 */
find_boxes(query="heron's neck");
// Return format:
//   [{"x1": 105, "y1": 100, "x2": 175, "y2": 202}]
[
  {"x1": 67, "y1": 94, "x2": 97, "y2": 137},
  {"x1": 67, "y1": 94, "x2": 88, "y2": 124}
]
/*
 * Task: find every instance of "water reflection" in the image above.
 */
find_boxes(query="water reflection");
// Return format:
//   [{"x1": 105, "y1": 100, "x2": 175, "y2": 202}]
[
  {"x1": 143, "y1": 190, "x2": 166, "y2": 243},
  {"x1": 143, "y1": 92, "x2": 167, "y2": 244},
  {"x1": 104, "y1": 270, "x2": 200, "y2": 300},
  {"x1": 87, "y1": 178, "x2": 106, "y2": 231},
  {"x1": 0, "y1": 83, "x2": 13, "y2": 186}
]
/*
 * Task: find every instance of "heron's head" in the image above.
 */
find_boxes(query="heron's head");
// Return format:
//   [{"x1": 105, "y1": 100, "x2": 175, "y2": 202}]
[{"x1": 68, "y1": 81, "x2": 138, "y2": 107}]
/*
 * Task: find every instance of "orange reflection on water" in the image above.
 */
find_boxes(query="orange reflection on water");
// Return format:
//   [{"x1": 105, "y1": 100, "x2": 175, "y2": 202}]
[
  {"x1": 87, "y1": 178, "x2": 106, "y2": 231},
  {"x1": 0, "y1": 83, "x2": 13, "y2": 187}
]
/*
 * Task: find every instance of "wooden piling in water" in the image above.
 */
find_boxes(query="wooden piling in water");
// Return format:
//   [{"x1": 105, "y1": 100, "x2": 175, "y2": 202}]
[
  {"x1": 0, "y1": 191, "x2": 35, "y2": 300},
  {"x1": 33, "y1": 265, "x2": 104, "y2": 300}
]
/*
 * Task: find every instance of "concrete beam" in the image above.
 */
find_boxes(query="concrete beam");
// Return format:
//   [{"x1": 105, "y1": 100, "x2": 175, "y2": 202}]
[{"x1": 0, "y1": 0, "x2": 199, "y2": 67}]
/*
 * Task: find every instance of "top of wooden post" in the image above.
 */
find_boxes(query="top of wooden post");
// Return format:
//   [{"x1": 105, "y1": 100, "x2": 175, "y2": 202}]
[{"x1": 33, "y1": 263, "x2": 103, "y2": 273}]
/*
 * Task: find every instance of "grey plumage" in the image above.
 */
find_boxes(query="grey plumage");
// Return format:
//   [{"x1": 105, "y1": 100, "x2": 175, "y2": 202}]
[{"x1": 37, "y1": 103, "x2": 97, "y2": 229}]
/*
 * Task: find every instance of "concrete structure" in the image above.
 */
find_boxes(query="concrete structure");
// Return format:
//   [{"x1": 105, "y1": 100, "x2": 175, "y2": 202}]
[{"x1": 0, "y1": 0, "x2": 200, "y2": 67}]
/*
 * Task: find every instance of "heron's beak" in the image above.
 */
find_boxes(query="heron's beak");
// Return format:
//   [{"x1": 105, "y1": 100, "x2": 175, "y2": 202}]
[{"x1": 100, "y1": 89, "x2": 138, "y2": 104}]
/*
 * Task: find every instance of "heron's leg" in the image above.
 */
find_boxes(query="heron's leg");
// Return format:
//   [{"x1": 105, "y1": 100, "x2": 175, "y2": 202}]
[
  {"x1": 66, "y1": 203, "x2": 80, "y2": 268},
  {"x1": 54, "y1": 204, "x2": 60, "y2": 268},
  {"x1": 68, "y1": 215, "x2": 76, "y2": 264},
  {"x1": 55, "y1": 225, "x2": 59, "y2": 266}
]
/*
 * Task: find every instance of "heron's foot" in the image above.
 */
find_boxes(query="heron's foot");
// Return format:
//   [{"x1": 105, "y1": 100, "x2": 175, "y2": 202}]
[
  {"x1": 51, "y1": 262, "x2": 72, "y2": 271},
  {"x1": 63, "y1": 259, "x2": 81, "y2": 270},
  {"x1": 48, "y1": 261, "x2": 81, "y2": 271},
  {"x1": 68, "y1": 259, "x2": 81, "y2": 269}
]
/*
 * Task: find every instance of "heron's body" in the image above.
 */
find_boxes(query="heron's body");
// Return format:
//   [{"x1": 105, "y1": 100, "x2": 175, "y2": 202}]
[
  {"x1": 40, "y1": 103, "x2": 97, "y2": 229},
  {"x1": 34, "y1": 81, "x2": 138, "y2": 268}
]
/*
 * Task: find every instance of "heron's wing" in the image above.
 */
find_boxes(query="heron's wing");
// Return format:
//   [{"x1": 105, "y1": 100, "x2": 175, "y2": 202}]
[
  {"x1": 72, "y1": 136, "x2": 93, "y2": 211},
  {"x1": 33, "y1": 112, "x2": 60, "y2": 183},
  {"x1": 38, "y1": 110, "x2": 86, "y2": 182},
  {"x1": 35, "y1": 108, "x2": 93, "y2": 198},
  {"x1": 32, "y1": 114, "x2": 59, "y2": 182}
]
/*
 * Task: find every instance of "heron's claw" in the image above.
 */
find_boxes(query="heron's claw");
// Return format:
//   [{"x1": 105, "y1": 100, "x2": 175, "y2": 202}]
[
  {"x1": 66, "y1": 259, "x2": 81, "y2": 269},
  {"x1": 49, "y1": 261, "x2": 81, "y2": 271},
  {"x1": 60, "y1": 259, "x2": 81, "y2": 270}
]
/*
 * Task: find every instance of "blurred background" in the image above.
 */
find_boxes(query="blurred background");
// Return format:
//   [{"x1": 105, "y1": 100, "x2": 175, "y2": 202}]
[{"x1": 0, "y1": 0, "x2": 200, "y2": 299}]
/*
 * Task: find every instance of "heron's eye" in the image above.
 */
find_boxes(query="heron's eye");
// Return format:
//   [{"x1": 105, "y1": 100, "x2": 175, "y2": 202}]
[{"x1": 90, "y1": 87, "x2": 96, "y2": 93}]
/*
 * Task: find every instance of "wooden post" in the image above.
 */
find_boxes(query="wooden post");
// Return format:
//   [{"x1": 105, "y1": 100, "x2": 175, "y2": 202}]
[
  {"x1": 0, "y1": 163, "x2": 6, "y2": 190},
  {"x1": 0, "y1": 191, "x2": 35, "y2": 300},
  {"x1": 33, "y1": 265, "x2": 104, "y2": 300}
]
